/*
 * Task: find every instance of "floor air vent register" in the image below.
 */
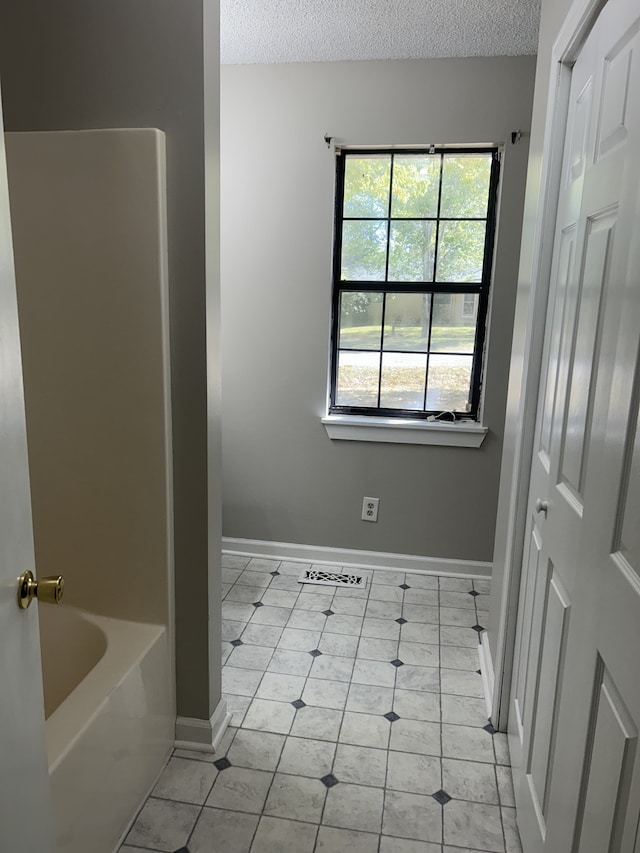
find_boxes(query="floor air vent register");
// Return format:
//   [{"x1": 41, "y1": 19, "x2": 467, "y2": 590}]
[{"x1": 298, "y1": 568, "x2": 367, "y2": 588}]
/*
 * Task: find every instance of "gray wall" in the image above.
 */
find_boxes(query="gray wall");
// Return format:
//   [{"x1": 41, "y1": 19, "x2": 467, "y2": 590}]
[
  {"x1": 221, "y1": 57, "x2": 536, "y2": 562},
  {"x1": 488, "y1": 0, "x2": 576, "y2": 668},
  {"x1": 0, "y1": 1, "x2": 220, "y2": 723}
]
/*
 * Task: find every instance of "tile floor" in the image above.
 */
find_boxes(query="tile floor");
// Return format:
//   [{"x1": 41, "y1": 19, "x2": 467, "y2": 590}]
[{"x1": 121, "y1": 556, "x2": 522, "y2": 853}]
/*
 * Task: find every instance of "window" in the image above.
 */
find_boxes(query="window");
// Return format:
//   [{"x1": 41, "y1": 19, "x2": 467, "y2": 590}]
[{"x1": 328, "y1": 147, "x2": 500, "y2": 421}]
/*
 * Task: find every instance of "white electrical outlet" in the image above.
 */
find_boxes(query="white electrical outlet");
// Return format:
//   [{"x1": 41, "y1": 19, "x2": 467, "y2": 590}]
[{"x1": 362, "y1": 496, "x2": 379, "y2": 522}]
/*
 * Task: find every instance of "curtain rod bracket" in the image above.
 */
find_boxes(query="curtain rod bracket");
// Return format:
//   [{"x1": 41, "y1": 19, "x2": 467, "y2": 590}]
[
  {"x1": 324, "y1": 133, "x2": 333, "y2": 149},
  {"x1": 511, "y1": 130, "x2": 523, "y2": 145}
]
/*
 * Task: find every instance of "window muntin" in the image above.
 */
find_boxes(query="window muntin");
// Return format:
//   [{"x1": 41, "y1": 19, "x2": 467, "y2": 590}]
[{"x1": 330, "y1": 147, "x2": 500, "y2": 420}]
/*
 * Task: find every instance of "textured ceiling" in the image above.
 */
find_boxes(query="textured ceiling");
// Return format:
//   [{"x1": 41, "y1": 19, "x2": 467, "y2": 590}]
[{"x1": 221, "y1": 0, "x2": 541, "y2": 65}]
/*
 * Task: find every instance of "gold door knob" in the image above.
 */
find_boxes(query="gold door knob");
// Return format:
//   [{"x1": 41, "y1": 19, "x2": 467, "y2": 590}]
[{"x1": 17, "y1": 570, "x2": 65, "y2": 610}]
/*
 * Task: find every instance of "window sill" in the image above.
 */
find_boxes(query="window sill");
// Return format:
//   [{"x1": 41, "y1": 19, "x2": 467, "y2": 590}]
[{"x1": 321, "y1": 415, "x2": 488, "y2": 447}]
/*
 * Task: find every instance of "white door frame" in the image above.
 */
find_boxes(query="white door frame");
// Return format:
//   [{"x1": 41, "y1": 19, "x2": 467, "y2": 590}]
[{"x1": 491, "y1": 0, "x2": 609, "y2": 729}]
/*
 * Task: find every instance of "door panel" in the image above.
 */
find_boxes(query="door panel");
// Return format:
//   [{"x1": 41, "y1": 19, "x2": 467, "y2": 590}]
[
  {"x1": 510, "y1": 0, "x2": 640, "y2": 850},
  {"x1": 0, "y1": 82, "x2": 53, "y2": 851}
]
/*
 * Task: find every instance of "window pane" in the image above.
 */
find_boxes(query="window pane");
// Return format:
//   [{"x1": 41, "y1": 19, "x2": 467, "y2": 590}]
[
  {"x1": 338, "y1": 292, "x2": 383, "y2": 350},
  {"x1": 435, "y1": 221, "x2": 485, "y2": 283},
  {"x1": 383, "y1": 293, "x2": 430, "y2": 352},
  {"x1": 440, "y1": 155, "x2": 492, "y2": 218},
  {"x1": 343, "y1": 156, "x2": 391, "y2": 218},
  {"x1": 426, "y1": 354, "x2": 473, "y2": 411},
  {"x1": 430, "y1": 294, "x2": 478, "y2": 353},
  {"x1": 341, "y1": 220, "x2": 388, "y2": 280},
  {"x1": 380, "y1": 352, "x2": 427, "y2": 410},
  {"x1": 388, "y1": 221, "x2": 436, "y2": 282},
  {"x1": 391, "y1": 155, "x2": 440, "y2": 218},
  {"x1": 336, "y1": 351, "x2": 380, "y2": 407}
]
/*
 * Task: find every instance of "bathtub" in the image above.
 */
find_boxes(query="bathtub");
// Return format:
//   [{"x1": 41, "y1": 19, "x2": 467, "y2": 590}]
[{"x1": 39, "y1": 606, "x2": 173, "y2": 853}]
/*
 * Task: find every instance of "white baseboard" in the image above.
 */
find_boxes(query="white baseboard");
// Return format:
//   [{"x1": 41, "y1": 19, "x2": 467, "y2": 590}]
[
  {"x1": 174, "y1": 697, "x2": 231, "y2": 753},
  {"x1": 478, "y1": 630, "x2": 495, "y2": 720},
  {"x1": 222, "y1": 537, "x2": 491, "y2": 579}
]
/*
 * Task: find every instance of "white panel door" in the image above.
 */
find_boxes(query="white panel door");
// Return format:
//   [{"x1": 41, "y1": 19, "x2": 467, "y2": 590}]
[
  {"x1": 0, "y1": 82, "x2": 53, "y2": 851},
  {"x1": 510, "y1": 0, "x2": 640, "y2": 850}
]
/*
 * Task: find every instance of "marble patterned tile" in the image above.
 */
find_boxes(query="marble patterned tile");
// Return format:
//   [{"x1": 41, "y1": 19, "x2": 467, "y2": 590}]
[
  {"x1": 243, "y1": 698, "x2": 296, "y2": 734},
  {"x1": 357, "y1": 637, "x2": 399, "y2": 661},
  {"x1": 474, "y1": 579, "x2": 492, "y2": 594},
  {"x1": 223, "y1": 602, "x2": 259, "y2": 622},
  {"x1": 189, "y1": 807, "x2": 258, "y2": 853},
  {"x1": 277, "y1": 736, "x2": 336, "y2": 778},
  {"x1": 261, "y1": 589, "x2": 300, "y2": 608},
  {"x1": 251, "y1": 816, "x2": 317, "y2": 852},
  {"x1": 227, "y1": 728, "x2": 285, "y2": 771},
  {"x1": 393, "y1": 688, "x2": 440, "y2": 723},
  {"x1": 237, "y1": 570, "x2": 272, "y2": 588},
  {"x1": 439, "y1": 625, "x2": 480, "y2": 648},
  {"x1": 440, "y1": 693, "x2": 488, "y2": 727},
  {"x1": 330, "y1": 596, "x2": 368, "y2": 616},
  {"x1": 125, "y1": 797, "x2": 200, "y2": 851},
  {"x1": 333, "y1": 743, "x2": 388, "y2": 787},
  {"x1": 442, "y1": 757, "x2": 499, "y2": 804},
  {"x1": 402, "y1": 604, "x2": 439, "y2": 624},
  {"x1": 394, "y1": 664, "x2": 440, "y2": 693},
  {"x1": 403, "y1": 589, "x2": 439, "y2": 607},
  {"x1": 346, "y1": 683, "x2": 395, "y2": 715},
  {"x1": 302, "y1": 677, "x2": 349, "y2": 710},
  {"x1": 286, "y1": 609, "x2": 327, "y2": 631},
  {"x1": 382, "y1": 790, "x2": 442, "y2": 843},
  {"x1": 443, "y1": 800, "x2": 505, "y2": 852},
  {"x1": 267, "y1": 648, "x2": 313, "y2": 676},
  {"x1": 256, "y1": 672, "x2": 306, "y2": 702},
  {"x1": 400, "y1": 622, "x2": 440, "y2": 645},
  {"x1": 440, "y1": 668, "x2": 485, "y2": 698},
  {"x1": 316, "y1": 825, "x2": 380, "y2": 852},
  {"x1": 369, "y1": 584, "x2": 404, "y2": 603},
  {"x1": 250, "y1": 605, "x2": 293, "y2": 627},
  {"x1": 339, "y1": 711, "x2": 391, "y2": 749},
  {"x1": 439, "y1": 607, "x2": 477, "y2": 628},
  {"x1": 502, "y1": 806, "x2": 523, "y2": 852},
  {"x1": 222, "y1": 619, "x2": 248, "y2": 642},
  {"x1": 205, "y1": 765, "x2": 273, "y2": 813},
  {"x1": 310, "y1": 653, "x2": 355, "y2": 682},
  {"x1": 151, "y1": 757, "x2": 217, "y2": 804},
  {"x1": 438, "y1": 576, "x2": 475, "y2": 593},
  {"x1": 386, "y1": 750, "x2": 441, "y2": 795},
  {"x1": 279, "y1": 560, "x2": 310, "y2": 575},
  {"x1": 222, "y1": 554, "x2": 252, "y2": 569},
  {"x1": 297, "y1": 592, "x2": 335, "y2": 611},
  {"x1": 326, "y1": 614, "x2": 364, "y2": 635},
  {"x1": 439, "y1": 590, "x2": 477, "y2": 610},
  {"x1": 247, "y1": 557, "x2": 281, "y2": 572},
  {"x1": 494, "y1": 733, "x2": 511, "y2": 766},
  {"x1": 361, "y1": 617, "x2": 401, "y2": 640},
  {"x1": 268, "y1": 573, "x2": 302, "y2": 591},
  {"x1": 371, "y1": 569, "x2": 406, "y2": 585},
  {"x1": 397, "y1": 640, "x2": 439, "y2": 668},
  {"x1": 366, "y1": 599, "x2": 404, "y2": 620},
  {"x1": 226, "y1": 583, "x2": 267, "y2": 604},
  {"x1": 318, "y1": 632, "x2": 360, "y2": 657},
  {"x1": 497, "y1": 764, "x2": 516, "y2": 807},
  {"x1": 323, "y1": 782, "x2": 385, "y2": 833},
  {"x1": 380, "y1": 838, "x2": 442, "y2": 853},
  {"x1": 240, "y1": 623, "x2": 284, "y2": 647},
  {"x1": 290, "y1": 705, "x2": 344, "y2": 741},
  {"x1": 222, "y1": 642, "x2": 233, "y2": 665},
  {"x1": 263, "y1": 772, "x2": 327, "y2": 823},
  {"x1": 222, "y1": 666, "x2": 263, "y2": 697},
  {"x1": 278, "y1": 627, "x2": 322, "y2": 651},
  {"x1": 389, "y1": 718, "x2": 441, "y2": 756},
  {"x1": 351, "y1": 659, "x2": 397, "y2": 689},
  {"x1": 226, "y1": 644, "x2": 274, "y2": 671},
  {"x1": 224, "y1": 693, "x2": 252, "y2": 726},
  {"x1": 442, "y1": 724, "x2": 495, "y2": 763}
]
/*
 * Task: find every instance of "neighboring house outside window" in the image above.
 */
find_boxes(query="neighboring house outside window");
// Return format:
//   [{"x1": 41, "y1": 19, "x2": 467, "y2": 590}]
[{"x1": 328, "y1": 147, "x2": 500, "y2": 421}]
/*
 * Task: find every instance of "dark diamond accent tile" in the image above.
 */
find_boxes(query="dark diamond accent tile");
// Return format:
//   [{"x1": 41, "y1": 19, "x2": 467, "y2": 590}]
[
  {"x1": 484, "y1": 723, "x2": 497, "y2": 735},
  {"x1": 476, "y1": 669, "x2": 482, "y2": 675},
  {"x1": 390, "y1": 659, "x2": 404, "y2": 668},
  {"x1": 384, "y1": 711, "x2": 400, "y2": 722},
  {"x1": 472, "y1": 624, "x2": 484, "y2": 632},
  {"x1": 253, "y1": 601, "x2": 264, "y2": 608},
  {"x1": 309, "y1": 649, "x2": 323, "y2": 657},
  {"x1": 213, "y1": 757, "x2": 231, "y2": 771},
  {"x1": 323, "y1": 609, "x2": 335, "y2": 617},
  {"x1": 321, "y1": 774, "x2": 339, "y2": 788},
  {"x1": 433, "y1": 789, "x2": 452, "y2": 805},
  {"x1": 469, "y1": 589, "x2": 480, "y2": 597},
  {"x1": 173, "y1": 848, "x2": 190, "y2": 853},
  {"x1": 395, "y1": 617, "x2": 408, "y2": 625},
  {"x1": 270, "y1": 570, "x2": 281, "y2": 576},
  {"x1": 230, "y1": 639, "x2": 243, "y2": 647},
  {"x1": 399, "y1": 583, "x2": 410, "y2": 590},
  {"x1": 291, "y1": 699, "x2": 306, "y2": 710}
]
